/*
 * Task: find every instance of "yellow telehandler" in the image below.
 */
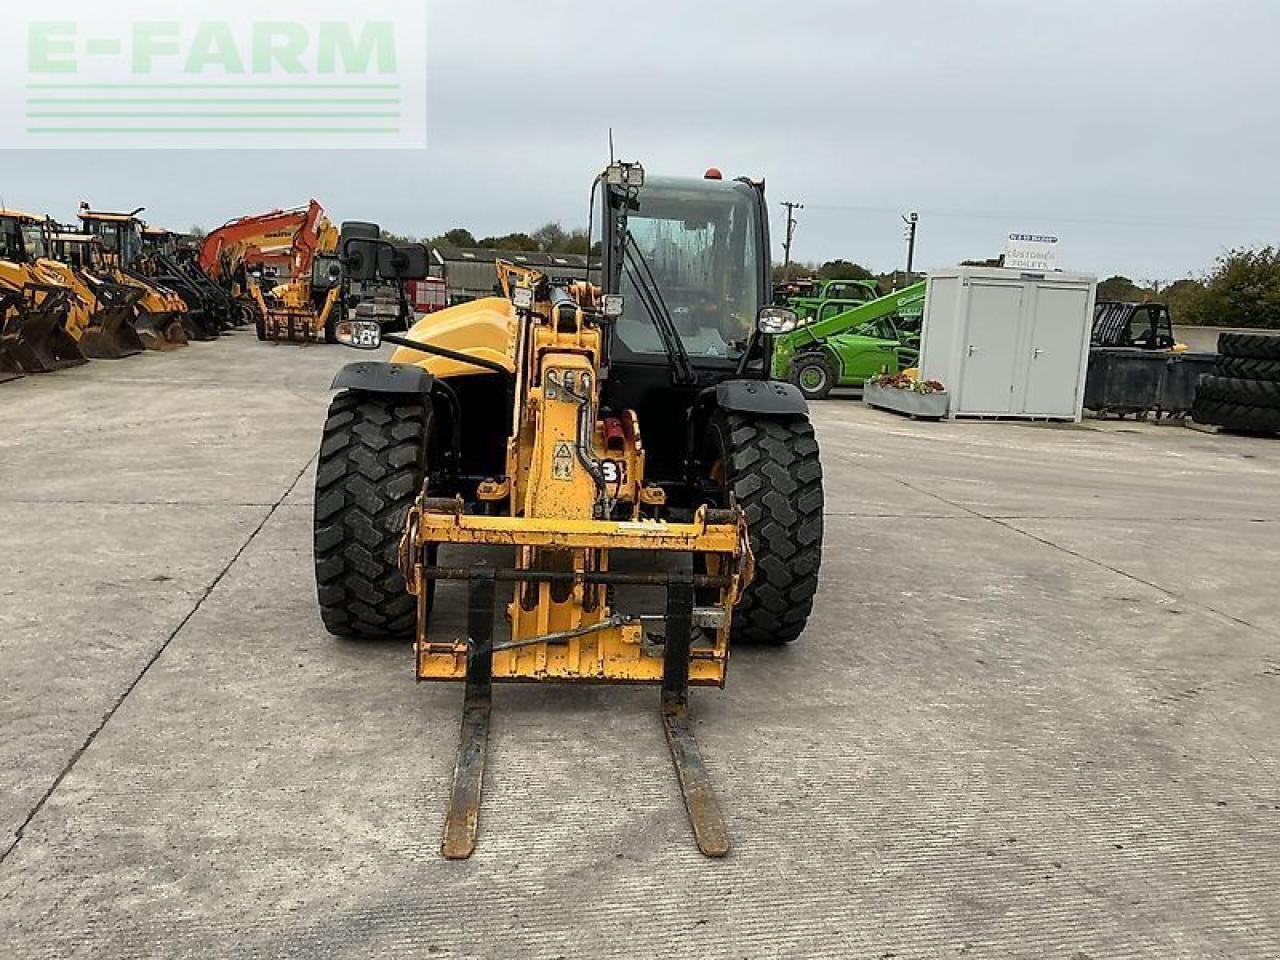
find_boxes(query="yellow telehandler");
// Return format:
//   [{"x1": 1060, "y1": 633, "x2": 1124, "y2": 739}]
[
  {"x1": 0, "y1": 210, "x2": 87, "y2": 373},
  {"x1": 313, "y1": 164, "x2": 824, "y2": 858}
]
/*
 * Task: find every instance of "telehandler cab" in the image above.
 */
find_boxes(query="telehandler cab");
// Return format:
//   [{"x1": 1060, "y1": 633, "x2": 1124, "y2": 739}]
[{"x1": 313, "y1": 164, "x2": 823, "y2": 858}]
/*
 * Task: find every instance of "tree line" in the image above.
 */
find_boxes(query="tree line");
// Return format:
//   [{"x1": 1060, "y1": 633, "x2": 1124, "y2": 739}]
[
  {"x1": 374, "y1": 220, "x2": 1280, "y2": 330},
  {"x1": 384, "y1": 221, "x2": 595, "y2": 256},
  {"x1": 1096, "y1": 247, "x2": 1280, "y2": 329}
]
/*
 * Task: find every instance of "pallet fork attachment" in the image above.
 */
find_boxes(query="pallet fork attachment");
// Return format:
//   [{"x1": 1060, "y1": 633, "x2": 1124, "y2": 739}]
[{"x1": 433, "y1": 564, "x2": 732, "y2": 861}]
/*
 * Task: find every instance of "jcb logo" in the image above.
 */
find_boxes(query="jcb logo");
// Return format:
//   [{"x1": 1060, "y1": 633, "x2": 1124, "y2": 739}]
[{"x1": 5, "y1": 1, "x2": 426, "y2": 150}]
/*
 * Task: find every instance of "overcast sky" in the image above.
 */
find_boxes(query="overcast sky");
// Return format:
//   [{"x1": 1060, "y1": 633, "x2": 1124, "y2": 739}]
[{"x1": 3, "y1": 0, "x2": 1278, "y2": 280}]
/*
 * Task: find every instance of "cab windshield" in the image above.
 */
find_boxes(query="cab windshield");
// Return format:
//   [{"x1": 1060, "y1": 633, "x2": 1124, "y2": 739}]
[
  {"x1": 616, "y1": 177, "x2": 761, "y2": 360},
  {"x1": 20, "y1": 223, "x2": 46, "y2": 259}
]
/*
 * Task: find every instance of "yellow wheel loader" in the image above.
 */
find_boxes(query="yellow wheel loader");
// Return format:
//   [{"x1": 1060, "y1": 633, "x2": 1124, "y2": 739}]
[
  {"x1": 48, "y1": 224, "x2": 189, "y2": 352},
  {"x1": 313, "y1": 164, "x2": 824, "y2": 858},
  {"x1": 0, "y1": 211, "x2": 88, "y2": 373},
  {"x1": 39, "y1": 226, "x2": 147, "y2": 360},
  {"x1": 79, "y1": 206, "x2": 220, "y2": 342}
]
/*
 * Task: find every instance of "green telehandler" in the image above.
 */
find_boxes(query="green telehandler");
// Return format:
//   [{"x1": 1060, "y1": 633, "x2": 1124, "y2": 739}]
[
  {"x1": 785, "y1": 277, "x2": 880, "y2": 323},
  {"x1": 772, "y1": 281, "x2": 927, "y2": 400}
]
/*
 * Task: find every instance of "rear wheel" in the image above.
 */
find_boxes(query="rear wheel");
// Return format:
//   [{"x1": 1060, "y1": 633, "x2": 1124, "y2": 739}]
[
  {"x1": 705, "y1": 412, "x2": 824, "y2": 645},
  {"x1": 791, "y1": 354, "x2": 836, "y2": 400},
  {"x1": 314, "y1": 390, "x2": 434, "y2": 640}
]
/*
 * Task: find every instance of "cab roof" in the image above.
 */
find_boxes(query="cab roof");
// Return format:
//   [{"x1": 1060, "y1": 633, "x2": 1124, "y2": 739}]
[
  {"x1": 0, "y1": 208, "x2": 45, "y2": 224},
  {"x1": 79, "y1": 210, "x2": 140, "y2": 223},
  {"x1": 50, "y1": 231, "x2": 98, "y2": 244}
]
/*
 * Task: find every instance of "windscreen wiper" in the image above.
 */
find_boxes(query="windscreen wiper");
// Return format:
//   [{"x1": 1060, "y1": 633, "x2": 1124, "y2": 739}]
[{"x1": 623, "y1": 234, "x2": 697, "y2": 386}]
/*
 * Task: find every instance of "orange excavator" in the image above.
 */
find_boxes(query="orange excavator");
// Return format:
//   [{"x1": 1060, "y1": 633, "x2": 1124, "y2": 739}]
[{"x1": 200, "y1": 200, "x2": 342, "y2": 341}]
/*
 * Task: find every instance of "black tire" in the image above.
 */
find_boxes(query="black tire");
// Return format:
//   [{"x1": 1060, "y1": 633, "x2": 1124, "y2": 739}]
[
  {"x1": 790, "y1": 354, "x2": 836, "y2": 400},
  {"x1": 1192, "y1": 396, "x2": 1280, "y2": 434},
  {"x1": 1198, "y1": 376, "x2": 1280, "y2": 410},
  {"x1": 255, "y1": 309, "x2": 267, "y2": 341},
  {"x1": 1214, "y1": 356, "x2": 1280, "y2": 383},
  {"x1": 1218, "y1": 332, "x2": 1280, "y2": 361},
  {"x1": 705, "y1": 412, "x2": 824, "y2": 645},
  {"x1": 314, "y1": 391, "x2": 433, "y2": 640}
]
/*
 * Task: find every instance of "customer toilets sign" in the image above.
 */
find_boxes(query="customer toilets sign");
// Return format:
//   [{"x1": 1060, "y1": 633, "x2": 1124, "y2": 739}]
[
  {"x1": 1004, "y1": 234, "x2": 1059, "y2": 271},
  {"x1": 2, "y1": 0, "x2": 427, "y2": 149}
]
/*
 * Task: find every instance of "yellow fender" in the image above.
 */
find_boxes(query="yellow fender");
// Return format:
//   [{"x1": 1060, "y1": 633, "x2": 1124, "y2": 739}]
[{"x1": 390, "y1": 296, "x2": 517, "y2": 379}]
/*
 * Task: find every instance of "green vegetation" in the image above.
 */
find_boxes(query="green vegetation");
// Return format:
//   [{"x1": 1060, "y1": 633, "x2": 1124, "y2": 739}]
[
  {"x1": 384, "y1": 221, "x2": 591, "y2": 256},
  {"x1": 1097, "y1": 248, "x2": 1280, "y2": 329}
]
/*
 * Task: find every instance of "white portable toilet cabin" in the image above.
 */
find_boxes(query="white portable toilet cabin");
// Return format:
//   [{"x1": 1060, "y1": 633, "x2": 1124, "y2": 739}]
[{"x1": 919, "y1": 266, "x2": 1097, "y2": 421}]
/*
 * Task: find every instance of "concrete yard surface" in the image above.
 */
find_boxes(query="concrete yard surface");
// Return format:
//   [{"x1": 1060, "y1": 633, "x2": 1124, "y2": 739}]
[{"x1": 2, "y1": 334, "x2": 1278, "y2": 959}]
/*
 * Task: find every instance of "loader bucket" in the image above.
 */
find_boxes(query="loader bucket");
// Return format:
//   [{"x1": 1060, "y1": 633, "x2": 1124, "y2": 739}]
[
  {"x1": 180, "y1": 308, "x2": 221, "y2": 341},
  {"x1": 134, "y1": 308, "x2": 189, "y2": 350},
  {"x1": 77, "y1": 303, "x2": 146, "y2": 359},
  {"x1": 0, "y1": 292, "x2": 26, "y2": 383},
  {"x1": 0, "y1": 350, "x2": 22, "y2": 382},
  {"x1": 76, "y1": 283, "x2": 147, "y2": 359},
  {"x1": 6, "y1": 286, "x2": 88, "y2": 373}
]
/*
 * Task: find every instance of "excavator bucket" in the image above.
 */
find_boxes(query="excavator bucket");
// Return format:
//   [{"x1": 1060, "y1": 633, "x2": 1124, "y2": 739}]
[
  {"x1": 5, "y1": 285, "x2": 88, "y2": 373},
  {"x1": 134, "y1": 308, "x2": 189, "y2": 350},
  {"x1": 76, "y1": 284, "x2": 146, "y2": 360}
]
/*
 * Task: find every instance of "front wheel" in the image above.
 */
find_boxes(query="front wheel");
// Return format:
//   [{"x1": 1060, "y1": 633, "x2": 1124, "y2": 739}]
[
  {"x1": 313, "y1": 390, "x2": 435, "y2": 640},
  {"x1": 790, "y1": 354, "x2": 836, "y2": 400},
  {"x1": 705, "y1": 412, "x2": 824, "y2": 645}
]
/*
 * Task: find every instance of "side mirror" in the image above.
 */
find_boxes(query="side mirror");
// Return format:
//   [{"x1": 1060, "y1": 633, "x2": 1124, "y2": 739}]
[
  {"x1": 334, "y1": 319, "x2": 382, "y2": 350},
  {"x1": 757, "y1": 306, "x2": 798, "y2": 335},
  {"x1": 378, "y1": 243, "x2": 430, "y2": 281},
  {"x1": 339, "y1": 220, "x2": 381, "y2": 243},
  {"x1": 342, "y1": 237, "x2": 379, "y2": 282}
]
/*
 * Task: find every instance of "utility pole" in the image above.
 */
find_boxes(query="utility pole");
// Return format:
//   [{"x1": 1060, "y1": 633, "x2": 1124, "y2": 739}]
[
  {"x1": 902, "y1": 212, "x2": 919, "y2": 286},
  {"x1": 782, "y1": 201, "x2": 803, "y2": 277}
]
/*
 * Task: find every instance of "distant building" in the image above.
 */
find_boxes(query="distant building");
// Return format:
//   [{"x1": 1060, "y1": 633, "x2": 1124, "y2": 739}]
[{"x1": 429, "y1": 246, "x2": 591, "y2": 303}]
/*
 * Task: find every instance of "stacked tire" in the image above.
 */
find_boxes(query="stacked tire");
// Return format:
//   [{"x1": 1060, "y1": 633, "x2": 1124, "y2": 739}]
[{"x1": 1193, "y1": 333, "x2": 1280, "y2": 435}]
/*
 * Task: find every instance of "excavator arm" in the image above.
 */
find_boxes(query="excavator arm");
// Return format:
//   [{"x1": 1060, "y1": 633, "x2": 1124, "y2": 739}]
[{"x1": 198, "y1": 200, "x2": 328, "y2": 282}]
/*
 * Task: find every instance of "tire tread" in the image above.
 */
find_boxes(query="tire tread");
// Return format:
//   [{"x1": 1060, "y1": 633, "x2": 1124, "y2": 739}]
[
  {"x1": 313, "y1": 391, "x2": 427, "y2": 640},
  {"x1": 714, "y1": 413, "x2": 824, "y2": 645}
]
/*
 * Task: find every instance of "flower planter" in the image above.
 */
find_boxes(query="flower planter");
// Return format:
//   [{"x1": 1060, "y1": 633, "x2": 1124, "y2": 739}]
[{"x1": 863, "y1": 381, "x2": 949, "y2": 420}]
